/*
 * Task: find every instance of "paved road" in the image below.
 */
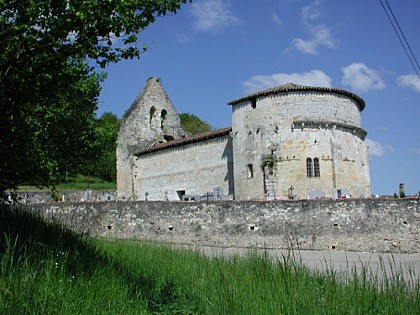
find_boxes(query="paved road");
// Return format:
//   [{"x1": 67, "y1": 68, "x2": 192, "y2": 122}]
[{"x1": 176, "y1": 245, "x2": 420, "y2": 286}]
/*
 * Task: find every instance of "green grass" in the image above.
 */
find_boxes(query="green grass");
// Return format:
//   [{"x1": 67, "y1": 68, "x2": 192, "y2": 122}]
[
  {"x1": 1, "y1": 205, "x2": 419, "y2": 314},
  {"x1": 18, "y1": 174, "x2": 116, "y2": 191}
]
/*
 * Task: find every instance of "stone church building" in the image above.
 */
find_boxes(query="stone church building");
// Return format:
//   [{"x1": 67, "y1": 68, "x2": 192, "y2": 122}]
[{"x1": 117, "y1": 77, "x2": 371, "y2": 201}]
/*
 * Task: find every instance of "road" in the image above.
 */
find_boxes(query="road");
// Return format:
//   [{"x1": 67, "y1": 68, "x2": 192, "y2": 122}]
[{"x1": 175, "y1": 245, "x2": 420, "y2": 287}]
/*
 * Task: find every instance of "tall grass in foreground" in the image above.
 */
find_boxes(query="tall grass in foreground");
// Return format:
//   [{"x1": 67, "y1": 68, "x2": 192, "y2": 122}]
[
  {"x1": 98, "y1": 240, "x2": 419, "y2": 314},
  {"x1": 1, "y1": 205, "x2": 419, "y2": 314},
  {"x1": 0, "y1": 205, "x2": 149, "y2": 314}
]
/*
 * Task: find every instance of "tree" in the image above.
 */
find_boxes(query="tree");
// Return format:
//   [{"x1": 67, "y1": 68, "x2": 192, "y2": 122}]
[
  {"x1": 0, "y1": 0, "x2": 191, "y2": 193},
  {"x1": 87, "y1": 112, "x2": 120, "y2": 183},
  {"x1": 180, "y1": 113, "x2": 212, "y2": 135},
  {"x1": 0, "y1": 59, "x2": 103, "y2": 190}
]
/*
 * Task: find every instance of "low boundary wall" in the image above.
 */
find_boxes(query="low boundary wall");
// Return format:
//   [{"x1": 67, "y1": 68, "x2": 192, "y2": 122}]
[{"x1": 31, "y1": 198, "x2": 419, "y2": 253}]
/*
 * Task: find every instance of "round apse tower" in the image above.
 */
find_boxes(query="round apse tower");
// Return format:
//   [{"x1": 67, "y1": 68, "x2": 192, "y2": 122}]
[{"x1": 229, "y1": 83, "x2": 371, "y2": 200}]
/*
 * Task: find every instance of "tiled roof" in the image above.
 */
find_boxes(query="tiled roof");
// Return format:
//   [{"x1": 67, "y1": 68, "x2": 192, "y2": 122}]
[
  {"x1": 134, "y1": 127, "x2": 232, "y2": 156},
  {"x1": 228, "y1": 83, "x2": 366, "y2": 111}
]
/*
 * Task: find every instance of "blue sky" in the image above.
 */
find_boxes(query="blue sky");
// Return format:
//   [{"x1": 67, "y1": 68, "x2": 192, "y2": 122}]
[{"x1": 98, "y1": 0, "x2": 420, "y2": 196}]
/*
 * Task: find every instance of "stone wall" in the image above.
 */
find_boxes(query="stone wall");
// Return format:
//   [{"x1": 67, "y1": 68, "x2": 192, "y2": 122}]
[
  {"x1": 230, "y1": 89, "x2": 370, "y2": 200},
  {"x1": 13, "y1": 190, "x2": 116, "y2": 204},
  {"x1": 117, "y1": 78, "x2": 187, "y2": 200},
  {"x1": 31, "y1": 198, "x2": 419, "y2": 253},
  {"x1": 134, "y1": 135, "x2": 234, "y2": 201}
]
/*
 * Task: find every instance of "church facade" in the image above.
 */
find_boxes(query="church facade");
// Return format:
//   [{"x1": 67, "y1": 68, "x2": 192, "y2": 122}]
[{"x1": 117, "y1": 77, "x2": 371, "y2": 201}]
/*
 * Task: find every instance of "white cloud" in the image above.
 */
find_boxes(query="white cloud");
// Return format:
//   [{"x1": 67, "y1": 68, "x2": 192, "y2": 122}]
[
  {"x1": 397, "y1": 74, "x2": 420, "y2": 93},
  {"x1": 243, "y1": 70, "x2": 332, "y2": 93},
  {"x1": 176, "y1": 33, "x2": 191, "y2": 43},
  {"x1": 365, "y1": 139, "x2": 394, "y2": 159},
  {"x1": 272, "y1": 13, "x2": 282, "y2": 26},
  {"x1": 409, "y1": 147, "x2": 420, "y2": 155},
  {"x1": 301, "y1": 0, "x2": 324, "y2": 23},
  {"x1": 190, "y1": 0, "x2": 240, "y2": 33},
  {"x1": 291, "y1": 24, "x2": 336, "y2": 55},
  {"x1": 289, "y1": 0, "x2": 336, "y2": 55},
  {"x1": 341, "y1": 63, "x2": 385, "y2": 92}
]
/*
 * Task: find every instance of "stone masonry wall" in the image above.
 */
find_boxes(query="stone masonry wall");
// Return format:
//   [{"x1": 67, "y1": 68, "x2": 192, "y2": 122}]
[
  {"x1": 31, "y1": 198, "x2": 419, "y2": 253},
  {"x1": 12, "y1": 190, "x2": 117, "y2": 204},
  {"x1": 135, "y1": 135, "x2": 234, "y2": 201},
  {"x1": 117, "y1": 78, "x2": 186, "y2": 200},
  {"x1": 231, "y1": 90, "x2": 369, "y2": 200}
]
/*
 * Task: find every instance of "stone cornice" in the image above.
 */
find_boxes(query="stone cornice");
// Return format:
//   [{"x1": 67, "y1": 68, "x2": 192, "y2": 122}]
[
  {"x1": 292, "y1": 120, "x2": 367, "y2": 139},
  {"x1": 228, "y1": 83, "x2": 366, "y2": 111}
]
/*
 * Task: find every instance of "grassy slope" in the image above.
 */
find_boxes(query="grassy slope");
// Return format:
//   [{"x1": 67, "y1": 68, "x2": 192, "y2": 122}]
[
  {"x1": 1, "y1": 205, "x2": 418, "y2": 314},
  {"x1": 0, "y1": 205, "x2": 148, "y2": 314},
  {"x1": 18, "y1": 174, "x2": 116, "y2": 191}
]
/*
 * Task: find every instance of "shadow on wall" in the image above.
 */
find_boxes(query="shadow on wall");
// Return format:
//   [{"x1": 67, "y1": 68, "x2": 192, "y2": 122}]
[{"x1": 31, "y1": 198, "x2": 420, "y2": 254}]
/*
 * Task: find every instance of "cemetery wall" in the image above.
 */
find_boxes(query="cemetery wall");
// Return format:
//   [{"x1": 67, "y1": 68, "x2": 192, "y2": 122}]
[{"x1": 30, "y1": 198, "x2": 419, "y2": 253}]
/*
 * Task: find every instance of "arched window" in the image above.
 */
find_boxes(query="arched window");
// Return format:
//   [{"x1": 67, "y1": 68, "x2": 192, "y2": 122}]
[
  {"x1": 314, "y1": 158, "x2": 320, "y2": 177},
  {"x1": 160, "y1": 109, "x2": 167, "y2": 129},
  {"x1": 247, "y1": 164, "x2": 254, "y2": 179},
  {"x1": 149, "y1": 106, "x2": 156, "y2": 125},
  {"x1": 306, "y1": 158, "x2": 313, "y2": 178},
  {"x1": 307, "y1": 157, "x2": 320, "y2": 178}
]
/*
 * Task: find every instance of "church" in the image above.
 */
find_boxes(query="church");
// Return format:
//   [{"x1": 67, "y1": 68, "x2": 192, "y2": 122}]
[{"x1": 117, "y1": 77, "x2": 371, "y2": 201}]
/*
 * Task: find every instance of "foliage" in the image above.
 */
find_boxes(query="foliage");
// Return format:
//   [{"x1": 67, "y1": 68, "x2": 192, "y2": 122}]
[
  {"x1": 0, "y1": 0, "x2": 191, "y2": 68},
  {"x1": 87, "y1": 112, "x2": 120, "y2": 183},
  {"x1": 0, "y1": 59, "x2": 102, "y2": 191},
  {"x1": 0, "y1": 0, "x2": 191, "y2": 193},
  {"x1": 261, "y1": 155, "x2": 276, "y2": 175},
  {"x1": 18, "y1": 174, "x2": 116, "y2": 191},
  {"x1": 180, "y1": 113, "x2": 212, "y2": 135},
  {"x1": 57, "y1": 174, "x2": 117, "y2": 190},
  {"x1": 1, "y1": 204, "x2": 419, "y2": 314}
]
